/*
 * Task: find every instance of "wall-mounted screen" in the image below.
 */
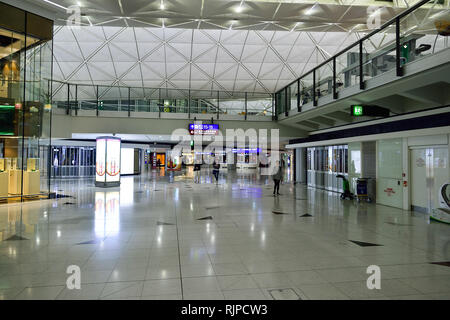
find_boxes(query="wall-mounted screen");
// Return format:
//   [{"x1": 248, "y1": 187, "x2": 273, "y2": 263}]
[{"x1": 0, "y1": 104, "x2": 15, "y2": 135}]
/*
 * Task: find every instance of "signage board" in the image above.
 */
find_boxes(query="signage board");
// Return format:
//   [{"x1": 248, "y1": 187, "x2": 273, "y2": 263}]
[
  {"x1": 350, "y1": 105, "x2": 389, "y2": 117},
  {"x1": 351, "y1": 105, "x2": 364, "y2": 116},
  {"x1": 96, "y1": 136, "x2": 121, "y2": 187},
  {"x1": 232, "y1": 148, "x2": 260, "y2": 154},
  {"x1": 189, "y1": 124, "x2": 219, "y2": 135}
]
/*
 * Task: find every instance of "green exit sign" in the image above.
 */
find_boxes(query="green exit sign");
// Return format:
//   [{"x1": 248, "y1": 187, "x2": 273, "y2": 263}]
[
  {"x1": 352, "y1": 105, "x2": 364, "y2": 116},
  {"x1": 350, "y1": 105, "x2": 390, "y2": 117}
]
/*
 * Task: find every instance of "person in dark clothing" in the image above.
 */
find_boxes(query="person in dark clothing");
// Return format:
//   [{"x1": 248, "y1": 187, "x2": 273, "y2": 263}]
[
  {"x1": 212, "y1": 160, "x2": 220, "y2": 184},
  {"x1": 193, "y1": 162, "x2": 201, "y2": 183},
  {"x1": 272, "y1": 160, "x2": 282, "y2": 196}
]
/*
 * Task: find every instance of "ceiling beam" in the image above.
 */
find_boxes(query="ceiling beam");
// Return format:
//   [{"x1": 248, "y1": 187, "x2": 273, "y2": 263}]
[
  {"x1": 325, "y1": 111, "x2": 353, "y2": 123},
  {"x1": 310, "y1": 116, "x2": 335, "y2": 126},
  {"x1": 296, "y1": 120, "x2": 320, "y2": 130}
]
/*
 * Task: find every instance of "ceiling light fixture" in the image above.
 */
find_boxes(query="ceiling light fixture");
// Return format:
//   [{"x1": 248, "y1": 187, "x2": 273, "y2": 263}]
[
  {"x1": 348, "y1": 23, "x2": 362, "y2": 33},
  {"x1": 305, "y1": 2, "x2": 319, "y2": 16},
  {"x1": 235, "y1": 0, "x2": 245, "y2": 13},
  {"x1": 369, "y1": 7, "x2": 384, "y2": 17},
  {"x1": 42, "y1": 0, "x2": 67, "y2": 10},
  {"x1": 160, "y1": 0, "x2": 165, "y2": 10},
  {"x1": 290, "y1": 22, "x2": 300, "y2": 32}
]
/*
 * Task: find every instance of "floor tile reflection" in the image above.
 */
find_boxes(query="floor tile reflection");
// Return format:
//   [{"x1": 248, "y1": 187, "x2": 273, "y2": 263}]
[{"x1": 0, "y1": 168, "x2": 449, "y2": 300}]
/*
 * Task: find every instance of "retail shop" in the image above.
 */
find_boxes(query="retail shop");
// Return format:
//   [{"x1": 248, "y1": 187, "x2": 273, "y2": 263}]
[
  {"x1": 306, "y1": 145, "x2": 349, "y2": 193},
  {"x1": 288, "y1": 109, "x2": 450, "y2": 212},
  {"x1": 0, "y1": 2, "x2": 53, "y2": 201}
]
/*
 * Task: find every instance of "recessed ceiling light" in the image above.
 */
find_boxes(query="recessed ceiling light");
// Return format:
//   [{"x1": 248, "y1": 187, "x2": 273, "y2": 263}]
[{"x1": 235, "y1": 5, "x2": 243, "y2": 13}]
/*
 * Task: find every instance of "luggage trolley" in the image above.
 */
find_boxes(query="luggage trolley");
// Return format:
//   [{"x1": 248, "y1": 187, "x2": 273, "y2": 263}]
[{"x1": 356, "y1": 178, "x2": 371, "y2": 202}]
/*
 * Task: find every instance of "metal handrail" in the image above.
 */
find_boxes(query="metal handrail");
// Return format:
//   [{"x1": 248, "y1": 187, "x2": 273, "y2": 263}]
[
  {"x1": 48, "y1": 79, "x2": 272, "y2": 99},
  {"x1": 278, "y1": 0, "x2": 434, "y2": 92}
]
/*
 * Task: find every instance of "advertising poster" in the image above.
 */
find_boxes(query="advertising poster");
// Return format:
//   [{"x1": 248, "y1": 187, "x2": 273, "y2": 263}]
[
  {"x1": 167, "y1": 153, "x2": 182, "y2": 171},
  {"x1": 96, "y1": 138, "x2": 106, "y2": 183},
  {"x1": 106, "y1": 138, "x2": 121, "y2": 182},
  {"x1": 121, "y1": 148, "x2": 134, "y2": 175}
]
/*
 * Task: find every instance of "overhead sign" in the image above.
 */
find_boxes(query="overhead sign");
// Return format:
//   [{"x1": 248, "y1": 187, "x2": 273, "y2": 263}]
[
  {"x1": 352, "y1": 105, "x2": 364, "y2": 116},
  {"x1": 350, "y1": 105, "x2": 389, "y2": 117},
  {"x1": 189, "y1": 124, "x2": 219, "y2": 135},
  {"x1": 232, "y1": 148, "x2": 260, "y2": 154}
]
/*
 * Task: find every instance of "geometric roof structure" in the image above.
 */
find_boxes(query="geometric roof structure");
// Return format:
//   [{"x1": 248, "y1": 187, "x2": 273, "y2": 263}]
[
  {"x1": 44, "y1": 0, "x2": 448, "y2": 94},
  {"x1": 53, "y1": 26, "x2": 365, "y2": 94}
]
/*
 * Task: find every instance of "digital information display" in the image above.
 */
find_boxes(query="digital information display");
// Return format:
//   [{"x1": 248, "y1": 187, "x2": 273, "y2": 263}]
[
  {"x1": 189, "y1": 124, "x2": 219, "y2": 135},
  {"x1": 96, "y1": 136, "x2": 121, "y2": 187},
  {"x1": 0, "y1": 105, "x2": 15, "y2": 136}
]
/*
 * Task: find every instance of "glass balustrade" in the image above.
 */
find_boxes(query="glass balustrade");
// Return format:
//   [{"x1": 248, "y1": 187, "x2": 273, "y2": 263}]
[
  {"x1": 275, "y1": 0, "x2": 448, "y2": 115},
  {"x1": 50, "y1": 80, "x2": 273, "y2": 120}
]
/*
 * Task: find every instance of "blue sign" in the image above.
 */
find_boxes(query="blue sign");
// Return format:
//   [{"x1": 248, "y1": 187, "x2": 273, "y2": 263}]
[
  {"x1": 189, "y1": 124, "x2": 219, "y2": 130},
  {"x1": 189, "y1": 124, "x2": 219, "y2": 135},
  {"x1": 232, "y1": 148, "x2": 260, "y2": 154}
]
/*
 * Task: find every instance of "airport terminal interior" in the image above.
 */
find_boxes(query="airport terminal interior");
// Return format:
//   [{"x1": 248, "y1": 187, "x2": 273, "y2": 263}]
[{"x1": 0, "y1": 0, "x2": 449, "y2": 301}]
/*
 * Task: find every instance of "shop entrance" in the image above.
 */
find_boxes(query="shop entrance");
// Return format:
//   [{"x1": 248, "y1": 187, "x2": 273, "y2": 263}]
[{"x1": 410, "y1": 146, "x2": 448, "y2": 213}]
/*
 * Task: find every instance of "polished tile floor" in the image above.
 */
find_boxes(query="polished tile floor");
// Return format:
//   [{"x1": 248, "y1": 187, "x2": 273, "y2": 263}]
[{"x1": 0, "y1": 167, "x2": 449, "y2": 300}]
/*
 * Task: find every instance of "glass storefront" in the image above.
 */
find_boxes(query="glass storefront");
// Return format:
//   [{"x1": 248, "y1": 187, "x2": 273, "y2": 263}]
[
  {"x1": 307, "y1": 145, "x2": 348, "y2": 192},
  {"x1": 0, "y1": 3, "x2": 53, "y2": 201},
  {"x1": 51, "y1": 146, "x2": 96, "y2": 178}
]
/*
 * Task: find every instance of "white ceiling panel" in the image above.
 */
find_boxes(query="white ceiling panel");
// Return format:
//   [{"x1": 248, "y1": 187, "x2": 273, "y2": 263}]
[
  {"x1": 77, "y1": 42, "x2": 104, "y2": 59},
  {"x1": 51, "y1": 0, "x2": 445, "y2": 98}
]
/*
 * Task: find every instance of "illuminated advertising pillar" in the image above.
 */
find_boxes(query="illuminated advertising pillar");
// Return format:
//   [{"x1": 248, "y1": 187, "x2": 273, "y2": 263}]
[{"x1": 95, "y1": 136, "x2": 121, "y2": 187}]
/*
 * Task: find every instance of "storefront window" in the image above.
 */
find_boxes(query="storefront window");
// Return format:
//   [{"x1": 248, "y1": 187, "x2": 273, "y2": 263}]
[{"x1": 0, "y1": 3, "x2": 53, "y2": 201}]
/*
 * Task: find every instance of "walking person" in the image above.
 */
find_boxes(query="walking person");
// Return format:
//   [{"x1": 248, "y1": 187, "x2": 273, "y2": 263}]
[
  {"x1": 193, "y1": 162, "x2": 201, "y2": 183},
  {"x1": 272, "y1": 160, "x2": 282, "y2": 196},
  {"x1": 212, "y1": 160, "x2": 220, "y2": 184}
]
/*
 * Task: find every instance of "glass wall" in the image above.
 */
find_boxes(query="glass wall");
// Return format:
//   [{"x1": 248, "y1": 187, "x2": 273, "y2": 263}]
[
  {"x1": 51, "y1": 146, "x2": 96, "y2": 178},
  {"x1": 0, "y1": 3, "x2": 53, "y2": 202},
  {"x1": 275, "y1": 88, "x2": 286, "y2": 116},
  {"x1": 307, "y1": 145, "x2": 348, "y2": 193},
  {"x1": 276, "y1": 0, "x2": 448, "y2": 115},
  {"x1": 52, "y1": 81, "x2": 273, "y2": 119}
]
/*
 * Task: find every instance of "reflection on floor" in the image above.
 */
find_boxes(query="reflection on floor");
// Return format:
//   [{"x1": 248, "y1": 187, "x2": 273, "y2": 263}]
[{"x1": 0, "y1": 168, "x2": 449, "y2": 300}]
